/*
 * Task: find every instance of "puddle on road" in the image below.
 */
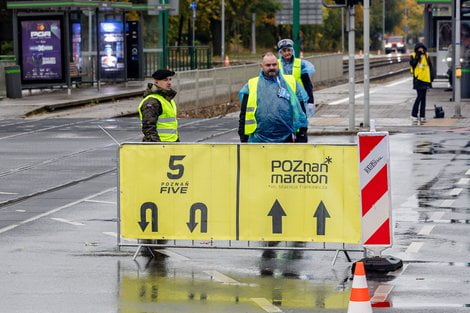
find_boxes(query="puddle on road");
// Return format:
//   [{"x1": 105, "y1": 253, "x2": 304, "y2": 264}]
[{"x1": 118, "y1": 261, "x2": 351, "y2": 311}]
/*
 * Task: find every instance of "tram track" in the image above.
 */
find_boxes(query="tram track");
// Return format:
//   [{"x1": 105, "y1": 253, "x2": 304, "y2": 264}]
[{"x1": 0, "y1": 117, "x2": 238, "y2": 209}]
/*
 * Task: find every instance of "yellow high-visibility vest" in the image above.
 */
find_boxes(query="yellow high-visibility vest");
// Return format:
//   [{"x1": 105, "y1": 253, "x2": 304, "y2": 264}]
[
  {"x1": 278, "y1": 58, "x2": 302, "y2": 86},
  {"x1": 244, "y1": 75, "x2": 296, "y2": 135},
  {"x1": 138, "y1": 94, "x2": 178, "y2": 142},
  {"x1": 410, "y1": 52, "x2": 432, "y2": 83}
]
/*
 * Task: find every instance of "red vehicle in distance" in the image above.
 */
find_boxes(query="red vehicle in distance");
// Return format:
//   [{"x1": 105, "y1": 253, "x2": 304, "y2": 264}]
[{"x1": 384, "y1": 36, "x2": 406, "y2": 54}]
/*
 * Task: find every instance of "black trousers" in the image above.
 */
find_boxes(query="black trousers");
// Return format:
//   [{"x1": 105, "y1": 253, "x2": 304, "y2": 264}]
[{"x1": 412, "y1": 89, "x2": 427, "y2": 118}]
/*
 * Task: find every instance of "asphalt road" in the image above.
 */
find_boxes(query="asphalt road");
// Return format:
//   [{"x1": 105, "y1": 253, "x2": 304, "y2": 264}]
[{"x1": 0, "y1": 86, "x2": 470, "y2": 312}]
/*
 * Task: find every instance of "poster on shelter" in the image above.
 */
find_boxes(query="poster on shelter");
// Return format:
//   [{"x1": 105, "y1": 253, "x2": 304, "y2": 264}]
[
  {"x1": 99, "y1": 21, "x2": 125, "y2": 80},
  {"x1": 20, "y1": 19, "x2": 63, "y2": 81}
]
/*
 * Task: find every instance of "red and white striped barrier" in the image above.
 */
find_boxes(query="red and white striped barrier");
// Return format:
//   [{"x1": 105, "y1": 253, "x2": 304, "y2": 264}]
[{"x1": 358, "y1": 131, "x2": 392, "y2": 251}]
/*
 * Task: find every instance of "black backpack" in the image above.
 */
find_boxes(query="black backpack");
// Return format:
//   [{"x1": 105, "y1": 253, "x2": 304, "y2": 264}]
[{"x1": 434, "y1": 105, "x2": 445, "y2": 118}]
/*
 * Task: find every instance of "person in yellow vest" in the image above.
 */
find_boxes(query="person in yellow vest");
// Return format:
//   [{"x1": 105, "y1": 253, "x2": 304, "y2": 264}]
[
  {"x1": 238, "y1": 52, "x2": 309, "y2": 267},
  {"x1": 238, "y1": 52, "x2": 309, "y2": 143},
  {"x1": 277, "y1": 38, "x2": 315, "y2": 120},
  {"x1": 409, "y1": 42, "x2": 434, "y2": 124},
  {"x1": 138, "y1": 69, "x2": 179, "y2": 142},
  {"x1": 137, "y1": 69, "x2": 178, "y2": 254}
]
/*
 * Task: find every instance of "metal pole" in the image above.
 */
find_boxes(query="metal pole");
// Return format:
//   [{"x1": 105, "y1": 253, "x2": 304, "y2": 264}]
[
  {"x1": 251, "y1": 13, "x2": 256, "y2": 54},
  {"x1": 65, "y1": 10, "x2": 71, "y2": 95},
  {"x1": 88, "y1": 9, "x2": 93, "y2": 81},
  {"x1": 293, "y1": 0, "x2": 300, "y2": 57},
  {"x1": 341, "y1": 8, "x2": 345, "y2": 53},
  {"x1": 95, "y1": 8, "x2": 100, "y2": 92},
  {"x1": 192, "y1": 7, "x2": 196, "y2": 47},
  {"x1": 348, "y1": 4, "x2": 355, "y2": 131},
  {"x1": 364, "y1": 0, "x2": 370, "y2": 128},
  {"x1": 382, "y1": 0, "x2": 385, "y2": 51},
  {"x1": 221, "y1": 0, "x2": 225, "y2": 59},
  {"x1": 454, "y1": 0, "x2": 462, "y2": 117}
]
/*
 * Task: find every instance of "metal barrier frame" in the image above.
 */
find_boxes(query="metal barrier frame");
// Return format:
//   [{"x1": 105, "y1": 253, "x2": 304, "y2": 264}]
[{"x1": 116, "y1": 142, "x2": 365, "y2": 266}]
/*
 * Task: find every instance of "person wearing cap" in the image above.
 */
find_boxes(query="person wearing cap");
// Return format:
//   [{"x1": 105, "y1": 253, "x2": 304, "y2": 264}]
[
  {"x1": 277, "y1": 38, "x2": 315, "y2": 124},
  {"x1": 409, "y1": 42, "x2": 434, "y2": 124},
  {"x1": 138, "y1": 69, "x2": 179, "y2": 142},
  {"x1": 238, "y1": 52, "x2": 309, "y2": 143}
]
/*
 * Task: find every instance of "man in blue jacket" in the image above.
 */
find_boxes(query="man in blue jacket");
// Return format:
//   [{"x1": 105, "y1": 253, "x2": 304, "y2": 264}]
[{"x1": 238, "y1": 52, "x2": 309, "y2": 143}]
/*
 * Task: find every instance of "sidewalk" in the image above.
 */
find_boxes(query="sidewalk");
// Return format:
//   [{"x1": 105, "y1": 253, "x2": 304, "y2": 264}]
[
  {"x1": 0, "y1": 75, "x2": 469, "y2": 134},
  {"x1": 309, "y1": 76, "x2": 470, "y2": 134},
  {"x1": 0, "y1": 81, "x2": 149, "y2": 119}
]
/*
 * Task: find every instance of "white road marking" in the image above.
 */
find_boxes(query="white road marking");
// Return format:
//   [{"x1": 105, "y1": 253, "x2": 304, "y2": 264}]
[
  {"x1": 102, "y1": 231, "x2": 136, "y2": 243},
  {"x1": 431, "y1": 212, "x2": 445, "y2": 220},
  {"x1": 439, "y1": 199, "x2": 455, "y2": 207},
  {"x1": 0, "y1": 224, "x2": 19, "y2": 234},
  {"x1": 204, "y1": 270, "x2": 241, "y2": 285},
  {"x1": 466, "y1": 169, "x2": 470, "y2": 175},
  {"x1": 456, "y1": 178, "x2": 470, "y2": 185},
  {"x1": 389, "y1": 263, "x2": 409, "y2": 276},
  {"x1": 418, "y1": 225, "x2": 434, "y2": 235},
  {"x1": 15, "y1": 210, "x2": 26, "y2": 212},
  {"x1": 447, "y1": 188, "x2": 463, "y2": 196},
  {"x1": 384, "y1": 77, "x2": 412, "y2": 87},
  {"x1": 0, "y1": 188, "x2": 116, "y2": 235},
  {"x1": 157, "y1": 249, "x2": 189, "y2": 260},
  {"x1": 406, "y1": 242, "x2": 424, "y2": 254},
  {"x1": 0, "y1": 191, "x2": 19, "y2": 195},
  {"x1": 371, "y1": 284, "x2": 394, "y2": 303},
  {"x1": 251, "y1": 298, "x2": 283, "y2": 312},
  {"x1": 51, "y1": 218, "x2": 84, "y2": 226},
  {"x1": 330, "y1": 90, "x2": 378, "y2": 105},
  {"x1": 84, "y1": 199, "x2": 116, "y2": 205}
]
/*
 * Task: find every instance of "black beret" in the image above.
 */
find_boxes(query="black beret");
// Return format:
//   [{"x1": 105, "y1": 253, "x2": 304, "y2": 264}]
[{"x1": 152, "y1": 69, "x2": 175, "y2": 80}]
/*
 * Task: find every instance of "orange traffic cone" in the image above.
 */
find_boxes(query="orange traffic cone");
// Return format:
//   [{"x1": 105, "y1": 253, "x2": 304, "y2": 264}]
[
  {"x1": 224, "y1": 55, "x2": 230, "y2": 67},
  {"x1": 347, "y1": 261, "x2": 373, "y2": 313}
]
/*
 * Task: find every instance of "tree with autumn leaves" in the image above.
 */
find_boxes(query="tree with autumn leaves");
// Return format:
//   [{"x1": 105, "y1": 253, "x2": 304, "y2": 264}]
[{"x1": 134, "y1": 0, "x2": 423, "y2": 55}]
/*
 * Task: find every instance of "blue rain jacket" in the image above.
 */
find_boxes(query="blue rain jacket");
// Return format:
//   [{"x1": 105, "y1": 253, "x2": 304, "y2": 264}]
[{"x1": 239, "y1": 70, "x2": 308, "y2": 143}]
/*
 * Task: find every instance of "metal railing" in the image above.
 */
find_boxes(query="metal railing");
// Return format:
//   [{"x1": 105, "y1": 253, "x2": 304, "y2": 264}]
[
  {"x1": 171, "y1": 54, "x2": 343, "y2": 114},
  {"x1": 144, "y1": 46, "x2": 212, "y2": 76}
]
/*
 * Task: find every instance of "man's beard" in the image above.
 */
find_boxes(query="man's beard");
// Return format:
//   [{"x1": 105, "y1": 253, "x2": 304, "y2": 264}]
[{"x1": 266, "y1": 69, "x2": 278, "y2": 77}]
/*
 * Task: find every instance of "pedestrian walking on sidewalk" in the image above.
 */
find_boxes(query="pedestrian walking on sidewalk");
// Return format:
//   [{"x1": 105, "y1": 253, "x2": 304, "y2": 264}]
[
  {"x1": 238, "y1": 52, "x2": 309, "y2": 143},
  {"x1": 410, "y1": 42, "x2": 434, "y2": 124},
  {"x1": 138, "y1": 69, "x2": 179, "y2": 142},
  {"x1": 277, "y1": 39, "x2": 315, "y2": 126}
]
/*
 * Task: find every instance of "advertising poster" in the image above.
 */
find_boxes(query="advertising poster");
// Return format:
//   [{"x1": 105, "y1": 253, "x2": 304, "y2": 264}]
[
  {"x1": 99, "y1": 21, "x2": 125, "y2": 80},
  {"x1": 71, "y1": 22, "x2": 82, "y2": 73},
  {"x1": 20, "y1": 19, "x2": 64, "y2": 82}
]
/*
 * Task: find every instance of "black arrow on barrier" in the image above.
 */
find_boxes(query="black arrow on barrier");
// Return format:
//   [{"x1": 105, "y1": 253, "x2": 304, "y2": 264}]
[
  {"x1": 187, "y1": 202, "x2": 208, "y2": 233},
  {"x1": 268, "y1": 199, "x2": 287, "y2": 234},
  {"x1": 313, "y1": 201, "x2": 330, "y2": 235},
  {"x1": 138, "y1": 202, "x2": 158, "y2": 232}
]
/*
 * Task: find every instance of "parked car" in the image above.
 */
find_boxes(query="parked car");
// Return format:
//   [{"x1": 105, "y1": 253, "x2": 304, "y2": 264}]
[{"x1": 384, "y1": 36, "x2": 406, "y2": 54}]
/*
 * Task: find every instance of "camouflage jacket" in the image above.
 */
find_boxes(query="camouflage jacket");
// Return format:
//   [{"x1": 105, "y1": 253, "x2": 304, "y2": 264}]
[{"x1": 140, "y1": 84, "x2": 178, "y2": 142}]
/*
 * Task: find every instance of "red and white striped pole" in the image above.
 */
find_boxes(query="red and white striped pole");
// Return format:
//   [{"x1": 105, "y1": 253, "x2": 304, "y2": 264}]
[{"x1": 357, "y1": 130, "x2": 402, "y2": 272}]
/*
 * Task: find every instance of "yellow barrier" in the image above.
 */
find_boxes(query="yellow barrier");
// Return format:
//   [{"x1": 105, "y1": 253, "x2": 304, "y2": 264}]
[{"x1": 119, "y1": 143, "x2": 361, "y2": 243}]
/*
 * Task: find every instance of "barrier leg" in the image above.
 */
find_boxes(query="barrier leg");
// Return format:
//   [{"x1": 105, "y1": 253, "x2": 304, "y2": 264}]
[
  {"x1": 132, "y1": 245, "x2": 143, "y2": 260},
  {"x1": 132, "y1": 245, "x2": 156, "y2": 260}
]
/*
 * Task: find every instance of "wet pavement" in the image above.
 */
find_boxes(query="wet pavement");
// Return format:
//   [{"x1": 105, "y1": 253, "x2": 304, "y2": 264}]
[{"x1": 0, "y1": 76, "x2": 469, "y2": 312}]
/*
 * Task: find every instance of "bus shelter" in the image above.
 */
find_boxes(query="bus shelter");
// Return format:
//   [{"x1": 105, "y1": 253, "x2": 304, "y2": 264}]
[
  {"x1": 7, "y1": 0, "x2": 170, "y2": 93},
  {"x1": 419, "y1": 0, "x2": 470, "y2": 99}
]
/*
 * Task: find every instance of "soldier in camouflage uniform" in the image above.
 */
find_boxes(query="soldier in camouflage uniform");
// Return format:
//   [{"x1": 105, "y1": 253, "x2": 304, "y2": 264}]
[
  {"x1": 137, "y1": 69, "x2": 178, "y2": 255},
  {"x1": 138, "y1": 69, "x2": 179, "y2": 142}
]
